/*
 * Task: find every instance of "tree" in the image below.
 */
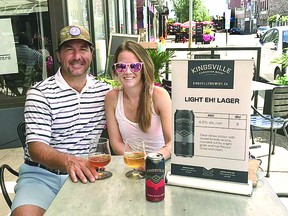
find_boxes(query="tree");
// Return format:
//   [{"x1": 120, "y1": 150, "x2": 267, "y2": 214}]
[{"x1": 171, "y1": 0, "x2": 210, "y2": 22}]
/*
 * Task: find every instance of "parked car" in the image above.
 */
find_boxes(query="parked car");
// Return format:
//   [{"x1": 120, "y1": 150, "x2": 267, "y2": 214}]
[
  {"x1": 256, "y1": 26, "x2": 270, "y2": 38},
  {"x1": 229, "y1": 27, "x2": 241, "y2": 34},
  {"x1": 257, "y1": 26, "x2": 288, "y2": 82}
]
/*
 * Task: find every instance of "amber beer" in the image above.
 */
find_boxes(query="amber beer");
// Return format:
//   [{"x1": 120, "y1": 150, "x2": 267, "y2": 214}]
[
  {"x1": 124, "y1": 152, "x2": 145, "y2": 169},
  {"x1": 89, "y1": 154, "x2": 111, "y2": 168},
  {"x1": 145, "y1": 153, "x2": 165, "y2": 202},
  {"x1": 174, "y1": 109, "x2": 194, "y2": 157}
]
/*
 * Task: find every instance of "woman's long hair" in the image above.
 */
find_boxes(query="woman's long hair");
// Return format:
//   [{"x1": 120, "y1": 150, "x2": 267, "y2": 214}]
[{"x1": 112, "y1": 40, "x2": 154, "y2": 132}]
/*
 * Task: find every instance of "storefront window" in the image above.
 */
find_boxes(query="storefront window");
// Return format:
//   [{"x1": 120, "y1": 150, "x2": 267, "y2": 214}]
[
  {"x1": 129, "y1": 0, "x2": 137, "y2": 34},
  {"x1": 148, "y1": 5, "x2": 155, "y2": 41},
  {"x1": 92, "y1": 0, "x2": 106, "y2": 75},
  {"x1": 108, "y1": 0, "x2": 117, "y2": 34},
  {"x1": 0, "y1": 0, "x2": 51, "y2": 101},
  {"x1": 119, "y1": 0, "x2": 125, "y2": 34},
  {"x1": 125, "y1": 0, "x2": 132, "y2": 34},
  {"x1": 67, "y1": 0, "x2": 89, "y2": 27}
]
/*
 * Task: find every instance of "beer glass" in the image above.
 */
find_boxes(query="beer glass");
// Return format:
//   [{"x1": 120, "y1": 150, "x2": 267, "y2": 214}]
[
  {"x1": 123, "y1": 137, "x2": 146, "y2": 180},
  {"x1": 88, "y1": 137, "x2": 112, "y2": 180}
]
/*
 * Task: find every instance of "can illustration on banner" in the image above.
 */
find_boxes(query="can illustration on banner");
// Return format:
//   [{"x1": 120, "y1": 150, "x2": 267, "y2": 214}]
[
  {"x1": 174, "y1": 109, "x2": 194, "y2": 157},
  {"x1": 145, "y1": 153, "x2": 165, "y2": 202}
]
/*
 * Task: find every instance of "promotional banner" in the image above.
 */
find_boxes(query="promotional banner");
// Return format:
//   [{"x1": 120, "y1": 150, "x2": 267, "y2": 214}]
[
  {"x1": 166, "y1": 59, "x2": 254, "y2": 195},
  {"x1": 0, "y1": 18, "x2": 18, "y2": 75}
]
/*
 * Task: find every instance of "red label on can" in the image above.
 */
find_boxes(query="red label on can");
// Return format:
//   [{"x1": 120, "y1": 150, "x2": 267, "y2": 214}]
[
  {"x1": 146, "y1": 178, "x2": 165, "y2": 202},
  {"x1": 145, "y1": 153, "x2": 165, "y2": 202}
]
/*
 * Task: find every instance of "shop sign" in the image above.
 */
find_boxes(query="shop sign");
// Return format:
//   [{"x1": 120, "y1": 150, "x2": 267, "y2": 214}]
[
  {"x1": 0, "y1": 18, "x2": 18, "y2": 75},
  {"x1": 166, "y1": 59, "x2": 254, "y2": 196}
]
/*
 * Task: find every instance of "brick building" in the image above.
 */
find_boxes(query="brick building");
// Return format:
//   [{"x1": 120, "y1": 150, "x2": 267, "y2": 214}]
[{"x1": 229, "y1": 0, "x2": 288, "y2": 32}]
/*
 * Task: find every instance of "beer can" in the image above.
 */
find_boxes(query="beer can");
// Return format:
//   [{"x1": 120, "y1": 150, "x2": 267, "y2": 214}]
[
  {"x1": 145, "y1": 153, "x2": 165, "y2": 202},
  {"x1": 174, "y1": 109, "x2": 194, "y2": 157}
]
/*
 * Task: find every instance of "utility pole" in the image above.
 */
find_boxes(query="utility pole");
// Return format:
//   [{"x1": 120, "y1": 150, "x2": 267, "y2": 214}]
[{"x1": 188, "y1": 0, "x2": 193, "y2": 48}]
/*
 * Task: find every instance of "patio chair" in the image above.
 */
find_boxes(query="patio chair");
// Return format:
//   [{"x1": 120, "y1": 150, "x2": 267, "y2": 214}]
[
  {"x1": 0, "y1": 122, "x2": 25, "y2": 209},
  {"x1": 250, "y1": 86, "x2": 288, "y2": 177},
  {"x1": 162, "y1": 79, "x2": 171, "y2": 98},
  {"x1": 17, "y1": 121, "x2": 26, "y2": 149},
  {"x1": 0, "y1": 164, "x2": 19, "y2": 209}
]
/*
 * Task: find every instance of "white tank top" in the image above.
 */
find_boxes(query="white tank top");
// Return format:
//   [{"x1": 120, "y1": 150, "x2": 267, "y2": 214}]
[{"x1": 115, "y1": 90, "x2": 165, "y2": 153}]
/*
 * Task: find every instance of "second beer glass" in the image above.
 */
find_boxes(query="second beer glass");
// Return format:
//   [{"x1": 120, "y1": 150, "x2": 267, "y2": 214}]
[{"x1": 123, "y1": 137, "x2": 146, "y2": 180}]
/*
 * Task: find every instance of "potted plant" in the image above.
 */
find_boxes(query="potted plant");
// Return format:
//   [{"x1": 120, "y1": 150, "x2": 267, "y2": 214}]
[
  {"x1": 146, "y1": 49, "x2": 175, "y2": 84},
  {"x1": 202, "y1": 26, "x2": 214, "y2": 44},
  {"x1": 272, "y1": 50, "x2": 288, "y2": 85}
]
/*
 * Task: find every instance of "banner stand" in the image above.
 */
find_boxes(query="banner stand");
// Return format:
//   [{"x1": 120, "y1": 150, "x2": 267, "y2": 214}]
[{"x1": 166, "y1": 171, "x2": 253, "y2": 196}]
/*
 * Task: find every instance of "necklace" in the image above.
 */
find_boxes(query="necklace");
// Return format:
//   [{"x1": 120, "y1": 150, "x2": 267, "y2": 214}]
[
  {"x1": 123, "y1": 91, "x2": 138, "y2": 111},
  {"x1": 127, "y1": 104, "x2": 136, "y2": 111}
]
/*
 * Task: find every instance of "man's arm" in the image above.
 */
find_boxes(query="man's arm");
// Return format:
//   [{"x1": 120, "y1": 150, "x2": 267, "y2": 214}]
[{"x1": 28, "y1": 141, "x2": 99, "y2": 183}]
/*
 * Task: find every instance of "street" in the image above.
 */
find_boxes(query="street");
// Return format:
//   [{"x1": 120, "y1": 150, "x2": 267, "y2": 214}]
[
  {"x1": 167, "y1": 31, "x2": 260, "y2": 47},
  {"x1": 167, "y1": 32, "x2": 261, "y2": 61},
  {"x1": 214, "y1": 31, "x2": 259, "y2": 47}
]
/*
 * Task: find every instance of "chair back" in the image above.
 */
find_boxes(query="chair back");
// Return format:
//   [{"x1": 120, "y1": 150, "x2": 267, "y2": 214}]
[
  {"x1": 17, "y1": 122, "x2": 26, "y2": 149},
  {"x1": 162, "y1": 79, "x2": 172, "y2": 97},
  {"x1": 271, "y1": 86, "x2": 288, "y2": 118}
]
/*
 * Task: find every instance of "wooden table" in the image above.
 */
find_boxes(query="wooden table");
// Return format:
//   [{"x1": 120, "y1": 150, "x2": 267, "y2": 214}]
[{"x1": 45, "y1": 156, "x2": 288, "y2": 216}]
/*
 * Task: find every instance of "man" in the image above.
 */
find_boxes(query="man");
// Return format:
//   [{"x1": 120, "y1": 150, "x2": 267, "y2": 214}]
[
  {"x1": 4, "y1": 32, "x2": 43, "y2": 96},
  {"x1": 11, "y1": 25, "x2": 111, "y2": 216}
]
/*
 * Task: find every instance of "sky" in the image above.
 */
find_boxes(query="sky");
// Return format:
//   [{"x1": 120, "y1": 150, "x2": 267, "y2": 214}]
[
  {"x1": 168, "y1": 0, "x2": 228, "y2": 18},
  {"x1": 203, "y1": 0, "x2": 228, "y2": 17}
]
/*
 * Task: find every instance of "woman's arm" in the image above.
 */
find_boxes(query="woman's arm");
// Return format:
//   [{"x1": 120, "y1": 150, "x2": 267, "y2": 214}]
[
  {"x1": 153, "y1": 86, "x2": 172, "y2": 160},
  {"x1": 104, "y1": 89, "x2": 125, "y2": 155}
]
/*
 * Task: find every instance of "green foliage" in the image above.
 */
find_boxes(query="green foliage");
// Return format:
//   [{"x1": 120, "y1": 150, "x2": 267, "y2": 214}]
[
  {"x1": 274, "y1": 74, "x2": 288, "y2": 85},
  {"x1": 281, "y1": 15, "x2": 288, "y2": 22},
  {"x1": 96, "y1": 75, "x2": 121, "y2": 88},
  {"x1": 172, "y1": 0, "x2": 210, "y2": 23},
  {"x1": 267, "y1": 14, "x2": 288, "y2": 24},
  {"x1": 271, "y1": 49, "x2": 288, "y2": 69},
  {"x1": 272, "y1": 50, "x2": 288, "y2": 85},
  {"x1": 146, "y1": 49, "x2": 175, "y2": 84},
  {"x1": 268, "y1": 14, "x2": 279, "y2": 22},
  {"x1": 203, "y1": 26, "x2": 211, "y2": 34},
  {"x1": 167, "y1": 18, "x2": 176, "y2": 25}
]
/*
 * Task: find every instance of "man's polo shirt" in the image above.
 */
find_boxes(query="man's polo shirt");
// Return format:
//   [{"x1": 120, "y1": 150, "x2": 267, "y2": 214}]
[{"x1": 24, "y1": 69, "x2": 111, "y2": 160}]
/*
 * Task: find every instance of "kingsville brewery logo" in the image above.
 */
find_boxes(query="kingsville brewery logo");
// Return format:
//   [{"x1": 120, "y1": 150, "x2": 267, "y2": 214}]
[
  {"x1": 187, "y1": 60, "x2": 234, "y2": 89},
  {"x1": 0, "y1": 54, "x2": 11, "y2": 61}
]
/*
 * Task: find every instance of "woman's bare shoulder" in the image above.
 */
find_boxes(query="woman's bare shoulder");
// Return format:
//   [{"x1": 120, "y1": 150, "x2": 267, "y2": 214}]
[
  {"x1": 153, "y1": 85, "x2": 169, "y2": 98},
  {"x1": 105, "y1": 88, "x2": 120, "y2": 103}
]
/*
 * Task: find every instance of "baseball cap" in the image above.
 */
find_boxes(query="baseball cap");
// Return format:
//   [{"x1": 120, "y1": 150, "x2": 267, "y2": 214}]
[{"x1": 58, "y1": 25, "x2": 93, "y2": 47}]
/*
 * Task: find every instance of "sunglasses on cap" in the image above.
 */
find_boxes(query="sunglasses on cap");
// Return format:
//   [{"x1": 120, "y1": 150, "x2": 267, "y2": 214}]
[{"x1": 113, "y1": 62, "x2": 143, "y2": 73}]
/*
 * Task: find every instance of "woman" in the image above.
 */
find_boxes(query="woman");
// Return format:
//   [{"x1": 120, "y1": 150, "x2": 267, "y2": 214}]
[{"x1": 105, "y1": 40, "x2": 171, "y2": 160}]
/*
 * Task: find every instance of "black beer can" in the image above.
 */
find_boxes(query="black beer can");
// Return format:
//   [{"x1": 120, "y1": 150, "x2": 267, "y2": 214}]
[
  {"x1": 174, "y1": 109, "x2": 194, "y2": 157},
  {"x1": 145, "y1": 153, "x2": 165, "y2": 202}
]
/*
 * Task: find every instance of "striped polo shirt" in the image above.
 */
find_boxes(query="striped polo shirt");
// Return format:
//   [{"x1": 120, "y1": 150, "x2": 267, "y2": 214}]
[{"x1": 23, "y1": 69, "x2": 112, "y2": 160}]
